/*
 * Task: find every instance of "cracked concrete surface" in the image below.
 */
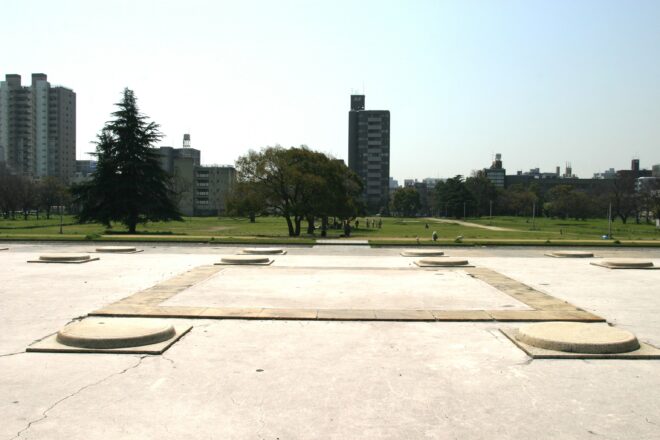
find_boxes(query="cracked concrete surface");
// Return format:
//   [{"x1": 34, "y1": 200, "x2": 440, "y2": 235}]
[
  {"x1": 1, "y1": 243, "x2": 660, "y2": 439},
  {"x1": 10, "y1": 355, "x2": 147, "y2": 439}
]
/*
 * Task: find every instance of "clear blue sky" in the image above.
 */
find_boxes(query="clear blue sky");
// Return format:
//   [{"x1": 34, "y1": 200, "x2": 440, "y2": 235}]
[{"x1": 3, "y1": 0, "x2": 659, "y2": 181}]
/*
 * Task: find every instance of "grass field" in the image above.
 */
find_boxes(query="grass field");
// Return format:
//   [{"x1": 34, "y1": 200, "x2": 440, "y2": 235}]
[{"x1": 1, "y1": 214, "x2": 659, "y2": 246}]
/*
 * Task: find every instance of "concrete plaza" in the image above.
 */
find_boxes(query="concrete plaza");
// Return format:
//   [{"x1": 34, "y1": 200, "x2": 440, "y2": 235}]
[{"x1": 1, "y1": 242, "x2": 659, "y2": 439}]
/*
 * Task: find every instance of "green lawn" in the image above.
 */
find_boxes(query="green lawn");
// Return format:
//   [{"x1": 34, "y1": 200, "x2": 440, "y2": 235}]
[{"x1": 0, "y1": 214, "x2": 658, "y2": 246}]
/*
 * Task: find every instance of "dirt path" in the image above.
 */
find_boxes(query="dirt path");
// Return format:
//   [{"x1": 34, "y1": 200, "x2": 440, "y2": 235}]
[{"x1": 423, "y1": 218, "x2": 517, "y2": 232}]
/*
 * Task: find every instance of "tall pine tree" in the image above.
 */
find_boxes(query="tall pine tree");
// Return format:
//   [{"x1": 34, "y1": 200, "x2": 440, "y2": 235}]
[{"x1": 74, "y1": 89, "x2": 182, "y2": 233}]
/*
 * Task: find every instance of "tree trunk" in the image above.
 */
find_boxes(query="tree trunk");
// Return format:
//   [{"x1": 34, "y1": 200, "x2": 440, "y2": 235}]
[
  {"x1": 321, "y1": 216, "x2": 328, "y2": 237},
  {"x1": 128, "y1": 219, "x2": 137, "y2": 233},
  {"x1": 306, "y1": 216, "x2": 315, "y2": 234},
  {"x1": 285, "y1": 216, "x2": 295, "y2": 236},
  {"x1": 294, "y1": 216, "x2": 302, "y2": 236},
  {"x1": 249, "y1": 212, "x2": 256, "y2": 223}
]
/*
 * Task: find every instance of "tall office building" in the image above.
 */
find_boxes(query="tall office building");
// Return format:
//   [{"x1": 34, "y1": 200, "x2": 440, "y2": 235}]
[
  {"x1": 347, "y1": 94, "x2": 390, "y2": 213},
  {"x1": 0, "y1": 73, "x2": 76, "y2": 181}
]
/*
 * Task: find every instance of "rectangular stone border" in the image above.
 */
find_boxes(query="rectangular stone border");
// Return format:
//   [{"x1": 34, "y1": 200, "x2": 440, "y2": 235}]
[
  {"x1": 90, "y1": 306, "x2": 605, "y2": 323},
  {"x1": 0, "y1": 248, "x2": 8, "y2": 251},
  {"x1": 26, "y1": 325, "x2": 192, "y2": 355},
  {"x1": 500, "y1": 328, "x2": 660, "y2": 359},
  {"x1": 590, "y1": 262, "x2": 659, "y2": 270},
  {"x1": 89, "y1": 265, "x2": 606, "y2": 323},
  {"x1": 27, "y1": 257, "x2": 100, "y2": 264},
  {"x1": 239, "y1": 250, "x2": 287, "y2": 255}
]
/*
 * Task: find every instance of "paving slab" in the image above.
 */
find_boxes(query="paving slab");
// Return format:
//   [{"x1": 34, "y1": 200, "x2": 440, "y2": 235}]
[
  {"x1": 317, "y1": 309, "x2": 378, "y2": 320},
  {"x1": 163, "y1": 266, "x2": 531, "y2": 311}
]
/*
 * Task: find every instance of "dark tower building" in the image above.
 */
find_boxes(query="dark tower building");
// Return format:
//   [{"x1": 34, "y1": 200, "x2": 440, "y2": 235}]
[{"x1": 347, "y1": 94, "x2": 390, "y2": 213}]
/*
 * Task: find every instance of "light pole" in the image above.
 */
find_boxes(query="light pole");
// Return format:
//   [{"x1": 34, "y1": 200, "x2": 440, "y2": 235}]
[
  {"x1": 608, "y1": 202, "x2": 612, "y2": 238},
  {"x1": 489, "y1": 200, "x2": 493, "y2": 225},
  {"x1": 532, "y1": 201, "x2": 536, "y2": 230}
]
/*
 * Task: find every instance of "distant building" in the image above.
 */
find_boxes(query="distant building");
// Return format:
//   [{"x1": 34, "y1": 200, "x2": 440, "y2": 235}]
[
  {"x1": 0, "y1": 73, "x2": 76, "y2": 182},
  {"x1": 422, "y1": 177, "x2": 442, "y2": 189},
  {"x1": 636, "y1": 176, "x2": 660, "y2": 193},
  {"x1": 157, "y1": 134, "x2": 235, "y2": 216},
  {"x1": 71, "y1": 159, "x2": 97, "y2": 183},
  {"x1": 483, "y1": 153, "x2": 506, "y2": 188},
  {"x1": 388, "y1": 176, "x2": 399, "y2": 189},
  {"x1": 653, "y1": 164, "x2": 660, "y2": 178},
  {"x1": 347, "y1": 94, "x2": 390, "y2": 213},
  {"x1": 403, "y1": 179, "x2": 417, "y2": 188},
  {"x1": 593, "y1": 168, "x2": 617, "y2": 179}
]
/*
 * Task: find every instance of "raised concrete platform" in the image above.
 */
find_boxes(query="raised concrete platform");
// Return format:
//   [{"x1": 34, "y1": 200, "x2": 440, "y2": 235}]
[
  {"x1": 545, "y1": 250, "x2": 595, "y2": 258},
  {"x1": 0, "y1": 247, "x2": 8, "y2": 251},
  {"x1": 95, "y1": 246, "x2": 143, "y2": 253},
  {"x1": 591, "y1": 259, "x2": 658, "y2": 269},
  {"x1": 28, "y1": 253, "x2": 100, "y2": 264},
  {"x1": 240, "y1": 247, "x2": 286, "y2": 255},
  {"x1": 501, "y1": 325, "x2": 660, "y2": 359},
  {"x1": 414, "y1": 257, "x2": 471, "y2": 267},
  {"x1": 215, "y1": 255, "x2": 273, "y2": 265},
  {"x1": 27, "y1": 318, "x2": 192, "y2": 354},
  {"x1": 400, "y1": 249, "x2": 445, "y2": 257},
  {"x1": 516, "y1": 321, "x2": 639, "y2": 353}
]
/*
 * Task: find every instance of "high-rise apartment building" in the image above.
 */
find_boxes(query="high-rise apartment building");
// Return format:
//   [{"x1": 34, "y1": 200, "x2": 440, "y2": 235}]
[
  {"x1": 0, "y1": 74, "x2": 76, "y2": 181},
  {"x1": 347, "y1": 94, "x2": 390, "y2": 213}
]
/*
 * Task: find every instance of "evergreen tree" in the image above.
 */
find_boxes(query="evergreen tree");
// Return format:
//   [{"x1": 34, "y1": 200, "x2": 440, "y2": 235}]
[{"x1": 73, "y1": 89, "x2": 182, "y2": 233}]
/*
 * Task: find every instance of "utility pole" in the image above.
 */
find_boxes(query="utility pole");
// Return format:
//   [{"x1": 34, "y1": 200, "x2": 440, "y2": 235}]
[
  {"x1": 489, "y1": 200, "x2": 493, "y2": 225},
  {"x1": 59, "y1": 204, "x2": 63, "y2": 234},
  {"x1": 532, "y1": 201, "x2": 536, "y2": 230},
  {"x1": 463, "y1": 202, "x2": 466, "y2": 219},
  {"x1": 608, "y1": 203, "x2": 612, "y2": 238}
]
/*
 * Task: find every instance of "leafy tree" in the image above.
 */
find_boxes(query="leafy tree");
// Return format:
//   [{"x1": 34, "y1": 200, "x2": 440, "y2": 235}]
[
  {"x1": 0, "y1": 165, "x2": 21, "y2": 219},
  {"x1": 610, "y1": 173, "x2": 638, "y2": 224},
  {"x1": 72, "y1": 89, "x2": 182, "y2": 233},
  {"x1": 434, "y1": 175, "x2": 473, "y2": 218},
  {"x1": 500, "y1": 184, "x2": 538, "y2": 216},
  {"x1": 391, "y1": 187, "x2": 421, "y2": 217},
  {"x1": 544, "y1": 185, "x2": 594, "y2": 220},
  {"x1": 16, "y1": 177, "x2": 37, "y2": 220},
  {"x1": 225, "y1": 181, "x2": 267, "y2": 223},
  {"x1": 233, "y1": 146, "x2": 362, "y2": 236},
  {"x1": 37, "y1": 177, "x2": 67, "y2": 219},
  {"x1": 465, "y1": 172, "x2": 498, "y2": 217}
]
